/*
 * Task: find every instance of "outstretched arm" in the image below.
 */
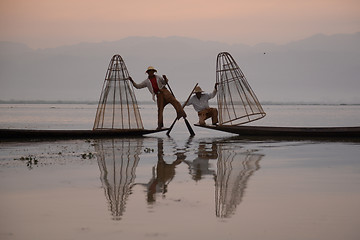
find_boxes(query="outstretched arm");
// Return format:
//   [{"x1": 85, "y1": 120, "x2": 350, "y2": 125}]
[
  {"x1": 185, "y1": 97, "x2": 193, "y2": 106},
  {"x1": 129, "y1": 77, "x2": 147, "y2": 89},
  {"x1": 209, "y1": 83, "x2": 218, "y2": 99},
  {"x1": 162, "y1": 75, "x2": 169, "y2": 85}
]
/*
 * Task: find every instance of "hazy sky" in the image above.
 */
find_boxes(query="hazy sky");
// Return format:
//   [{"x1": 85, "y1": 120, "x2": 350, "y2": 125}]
[{"x1": 1, "y1": 0, "x2": 359, "y2": 48}]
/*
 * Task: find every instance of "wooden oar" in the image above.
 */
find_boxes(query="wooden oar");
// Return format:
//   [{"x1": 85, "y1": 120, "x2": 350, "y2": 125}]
[
  {"x1": 166, "y1": 83, "x2": 198, "y2": 136},
  {"x1": 163, "y1": 77, "x2": 196, "y2": 136}
]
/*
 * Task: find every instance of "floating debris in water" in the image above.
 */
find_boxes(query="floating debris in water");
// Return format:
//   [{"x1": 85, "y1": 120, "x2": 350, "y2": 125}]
[
  {"x1": 81, "y1": 152, "x2": 94, "y2": 159},
  {"x1": 144, "y1": 148, "x2": 154, "y2": 153},
  {"x1": 15, "y1": 155, "x2": 38, "y2": 169}
]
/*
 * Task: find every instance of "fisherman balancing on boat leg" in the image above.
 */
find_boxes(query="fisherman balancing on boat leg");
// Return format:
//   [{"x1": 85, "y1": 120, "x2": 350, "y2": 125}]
[
  {"x1": 186, "y1": 84, "x2": 219, "y2": 126},
  {"x1": 129, "y1": 66, "x2": 187, "y2": 130}
]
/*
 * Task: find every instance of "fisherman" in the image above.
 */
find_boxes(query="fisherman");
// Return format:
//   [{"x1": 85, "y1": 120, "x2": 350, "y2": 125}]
[
  {"x1": 186, "y1": 84, "x2": 218, "y2": 126},
  {"x1": 129, "y1": 66, "x2": 187, "y2": 130}
]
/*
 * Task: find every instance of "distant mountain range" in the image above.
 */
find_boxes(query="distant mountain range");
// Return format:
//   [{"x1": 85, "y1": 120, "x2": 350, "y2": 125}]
[{"x1": 1, "y1": 32, "x2": 359, "y2": 103}]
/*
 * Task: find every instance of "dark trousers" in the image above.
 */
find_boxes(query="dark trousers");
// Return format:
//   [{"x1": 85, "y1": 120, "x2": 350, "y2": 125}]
[{"x1": 156, "y1": 88, "x2": 186, "y2": 128}]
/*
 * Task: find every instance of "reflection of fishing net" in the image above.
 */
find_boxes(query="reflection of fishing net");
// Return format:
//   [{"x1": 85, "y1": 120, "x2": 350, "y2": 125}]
[
  {"x1": 215, "y1": 147, "x2": 263, "y2": 218},
  {"x1": 216, "y1": 52, "x2": 266, "y2": 125},
  {"x1": 95, "y1": 138, "x2": 142, "y2": 220},
  {"x1": 93, "y1": 54, "x2": 143, "y2": 130}
]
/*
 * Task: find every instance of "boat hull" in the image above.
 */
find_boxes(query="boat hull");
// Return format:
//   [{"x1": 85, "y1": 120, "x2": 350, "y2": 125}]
[
  {"x1": 0, "y1": 128, "x2": 168, "y2": 140},
  {"x1": 195, "y1": 124, "x2": 360, "y2": 138}
]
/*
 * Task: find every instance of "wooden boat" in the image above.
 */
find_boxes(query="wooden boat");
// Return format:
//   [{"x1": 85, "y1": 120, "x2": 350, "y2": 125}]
[
  {"x1": 0, "y1": 128, "x2": 168, "y2": 140},
  {"x1": 195, "y1": 124, "x2": 360, "y2": 138}
]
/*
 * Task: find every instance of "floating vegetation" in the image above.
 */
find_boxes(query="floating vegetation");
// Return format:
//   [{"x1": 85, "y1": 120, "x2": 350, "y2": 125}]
[
  {"x1": 144, "y1": 148, "x2": 154, "y2": 153},
  {"x1": 81, "y1": 152, "x2": 95, "y2": 159},
  {"x1": 16, "y1": 155, "x2": 38, "y2": 169}
]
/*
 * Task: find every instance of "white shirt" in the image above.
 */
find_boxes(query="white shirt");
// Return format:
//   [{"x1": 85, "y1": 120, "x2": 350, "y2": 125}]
[
  {"x1": 186, "y1": 89, "x2": 217, "y2": 112},
  {"x1": 132, "y1": 74, "x2": 167, "y2": 101}
]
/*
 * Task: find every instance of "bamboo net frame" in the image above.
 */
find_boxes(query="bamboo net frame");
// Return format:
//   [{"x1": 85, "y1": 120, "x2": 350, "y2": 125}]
[
  {"x1": 216, "y1": 52, "x2": 266, "y2": 125},
  {"x1": 93, "y1": 55, "x2": 143, "y2": 130}
]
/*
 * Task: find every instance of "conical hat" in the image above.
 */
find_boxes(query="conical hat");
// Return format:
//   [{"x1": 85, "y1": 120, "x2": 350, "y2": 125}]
[
  {"x1": 194, "y1": 86, "x2": 204, "y2": 93},
  {"x1": 146, "y1": 66, "x2": 157, "y2": 73}
]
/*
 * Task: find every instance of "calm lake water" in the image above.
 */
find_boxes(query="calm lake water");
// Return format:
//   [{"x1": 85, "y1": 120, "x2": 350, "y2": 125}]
[{"x1": 0, "y1": 104, "x2": 360, "y2": 240}]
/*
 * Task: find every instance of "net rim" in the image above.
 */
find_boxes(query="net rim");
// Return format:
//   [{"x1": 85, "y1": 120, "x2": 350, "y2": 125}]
[{"x1": 219, "y1": 112, "x2": 266, "y2": 126}]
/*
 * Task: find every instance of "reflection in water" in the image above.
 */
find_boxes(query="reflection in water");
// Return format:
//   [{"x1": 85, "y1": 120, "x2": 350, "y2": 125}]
[
  {"x1": 216, "y1": 147, "x2": 263, "y2": 218},
  {"x1": 146, "y1": 138, "x2": 185, "y2": 203},
  {"x1": 184, "y1": 142, "x2": 217, "y2": 181},
  {"x1": 94, "y1": 137, "x2": 263, "y2": 220},
  {"x1": 95, "y1": 138, "x2": 143, "y2": 220}
]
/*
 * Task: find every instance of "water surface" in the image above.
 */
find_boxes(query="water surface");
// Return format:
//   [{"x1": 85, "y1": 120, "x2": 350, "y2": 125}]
[{"x1": 0, "y1": 104, "x2": 360, "y2": 240}]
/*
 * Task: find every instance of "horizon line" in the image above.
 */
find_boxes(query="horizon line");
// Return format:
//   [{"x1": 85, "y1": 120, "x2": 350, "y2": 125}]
[
  {"x1": 2, "y1": 31, "x2": 359, "y2": 50},
  {"x1": 1, "y1": 99, "x2": 359, "y2": 106}
]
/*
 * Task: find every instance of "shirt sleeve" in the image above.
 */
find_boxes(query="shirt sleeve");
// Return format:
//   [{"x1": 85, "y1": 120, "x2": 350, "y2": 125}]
[
  {"x1": 186, "y1": 96, "x2": 194, "y2": 106},
  {"x1": 132, "y1": 79, "x2": 148, "y2": 89},
  {"x1": 158, "y1": 75, "x2": 167, "y2": 85},
  {"x1": 208, "y1": 88, "x2": 217, "y2": 99}
]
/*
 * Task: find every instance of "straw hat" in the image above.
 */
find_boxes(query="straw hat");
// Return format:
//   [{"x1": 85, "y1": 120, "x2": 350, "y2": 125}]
[
  {"x1": 146, "y1": 66, "x2": 157, "y2": 73},
  {"x1": 194, "y1": 86, "x2": 204, "y2": 93}
]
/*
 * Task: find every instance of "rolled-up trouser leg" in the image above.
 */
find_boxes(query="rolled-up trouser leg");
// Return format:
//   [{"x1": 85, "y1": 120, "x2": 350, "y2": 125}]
[
  {"x1": 156, "y1": 92, "x2": 165, "y2": 129},
  {"x1": 210, "y1": 108, "x2": 218, "y2": 124},
  {"x1": 198, "y1": 109, "x2": 208, "y2": 125},
  {"x1": 198, "y1": 108, "x2": 218, "y2": 125}
]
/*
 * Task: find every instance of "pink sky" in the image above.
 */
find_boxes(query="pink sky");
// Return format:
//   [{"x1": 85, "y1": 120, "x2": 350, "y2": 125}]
[{"x1": 0, "y1": 0, "x2": 359, "y2": 48}]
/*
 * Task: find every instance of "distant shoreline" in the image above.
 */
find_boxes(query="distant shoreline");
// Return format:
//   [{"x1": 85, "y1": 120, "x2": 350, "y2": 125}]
[{"x1": 0, "y1": 100, "x2": 359, "y2": 106}]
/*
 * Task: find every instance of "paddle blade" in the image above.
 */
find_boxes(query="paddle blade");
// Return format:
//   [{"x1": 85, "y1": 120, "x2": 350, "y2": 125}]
[
  {"x1": 166, "y1": 119, "x2": 177, "y2": 136},
  {"x1": 184, "y1": 118, "x2": 195, "y2": 136}
]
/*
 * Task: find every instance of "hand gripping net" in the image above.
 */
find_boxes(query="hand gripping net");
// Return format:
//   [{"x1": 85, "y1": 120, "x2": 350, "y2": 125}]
[
  {"x1": 93, "y1": 55, "x2": 143, "y2": 130},
  {"x1": 216, "y1": 52, "x2": 266, "y2": 125}
]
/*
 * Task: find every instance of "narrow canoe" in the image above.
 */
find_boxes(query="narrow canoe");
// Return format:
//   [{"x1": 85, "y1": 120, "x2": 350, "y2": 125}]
[
  {"x1": 195, "y1": 124, "x2": 360, "y2": 138},
  {"x1": 0, "y1": 128, "x2": 168, "y2": 140}
]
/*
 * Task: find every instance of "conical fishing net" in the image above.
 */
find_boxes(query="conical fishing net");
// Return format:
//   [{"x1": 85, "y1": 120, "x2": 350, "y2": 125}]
[
  {"x1": 93, "y1": 54, "x2": 143, "y2": 130},
  {"x1": 216, "y1": 52, "x2": 266, "y2": 125}
]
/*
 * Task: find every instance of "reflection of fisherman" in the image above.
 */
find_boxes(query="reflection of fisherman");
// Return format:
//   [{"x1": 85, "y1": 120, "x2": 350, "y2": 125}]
[
  {"x1": 186, "y1": 84, "x2": 218, "y2": 126},
  {"x1": 184, "y1": 142, "x2": 217, "y2": 181},
  {"x1": 147, "y1": 138, "x2": 186, "y2": 203},
  {"x1": 129, "y1": 66, "x2": 187, "y2": 130}
]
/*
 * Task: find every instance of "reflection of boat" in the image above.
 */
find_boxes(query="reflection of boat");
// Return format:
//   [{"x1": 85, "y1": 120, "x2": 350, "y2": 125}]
[
  {"x1": 95, "y1": 138, "x2": 143, "y2": 220},
  {"x1": 216, "y1": 148, "x2": 263, "y2": 218},
  {"x1": 0, "y1": 128, "x2": 168, "y2": 140},
  {"x1": 195, "y1": 124, "x2": 360, "y2": 138}
]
